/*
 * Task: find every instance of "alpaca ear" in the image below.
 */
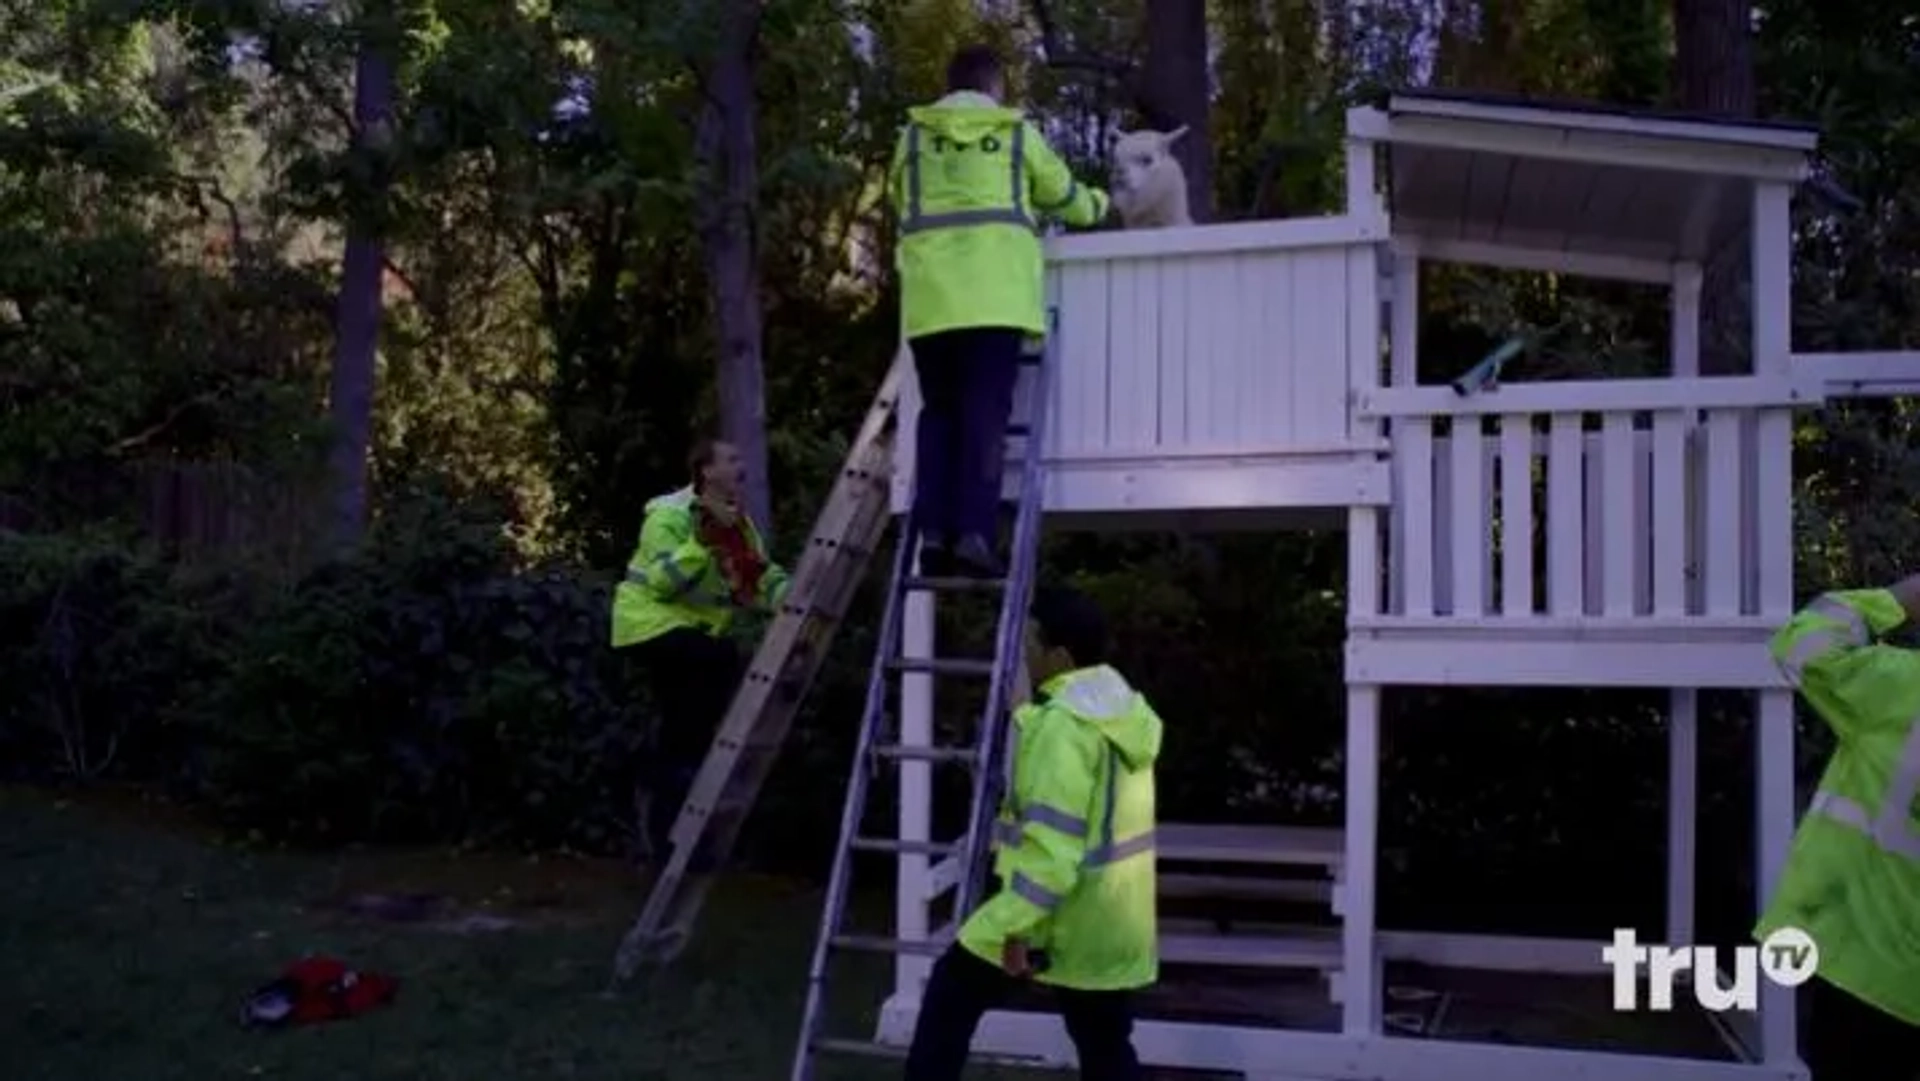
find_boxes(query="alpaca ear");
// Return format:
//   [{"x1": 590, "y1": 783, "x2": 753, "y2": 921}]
[
  {"x1": 1105, "y1": 128, "x2": 1127, "y2": 151},
  {"x1": 1162, "y1": 125, "x2": 1189, "y2": 149}
]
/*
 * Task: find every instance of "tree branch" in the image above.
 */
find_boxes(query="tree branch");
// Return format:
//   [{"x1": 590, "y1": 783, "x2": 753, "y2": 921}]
[
  {"x1": 1249, "y1": 144, "x2": 1288, "y2": 219},
  {"x1": 177, "y1": 174, "x2": 246, "y2": 262},
  {"x1": 1029, "y1": 0, "x2": 1134, "y2": 79},
  {"x1": 107, "y1": 392, "x2": 219, "y2": 456},
  {"x1": 380, "y1": 255, "x2": 422, "y2": 304}
]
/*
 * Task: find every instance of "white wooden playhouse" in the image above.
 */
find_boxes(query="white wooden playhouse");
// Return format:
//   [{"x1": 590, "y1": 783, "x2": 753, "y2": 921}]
[{"x1": 877, "y1": 90, "x2": 1919, "y2": 1081}]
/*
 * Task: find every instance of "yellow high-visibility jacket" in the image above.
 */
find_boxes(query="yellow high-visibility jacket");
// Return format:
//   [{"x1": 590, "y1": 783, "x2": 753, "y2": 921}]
[
  {"x1": 1759, "y1": 588, "x2": 1920, "y2": 1025},
  {"x1": 888, "y1": 91, "x2": 1110, "y2": 340},
  {"x1": 608, "y1": 487, "x2": 790, "y2": 648},
  {"x1": 958, "y1": 664, "x2": 1162, "y2": 991}
]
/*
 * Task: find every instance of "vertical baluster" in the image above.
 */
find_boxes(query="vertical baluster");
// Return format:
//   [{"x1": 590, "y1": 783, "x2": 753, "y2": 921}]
[
  {"x1": 1497, "y1": 414, "x2": 1534, "y2": 618},
  {"x1": 1546, "y1": 413, "x2": 1585, "y2": 617}
]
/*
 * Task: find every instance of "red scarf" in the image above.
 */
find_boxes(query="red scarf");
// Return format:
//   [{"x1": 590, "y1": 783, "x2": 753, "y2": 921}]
[{"x1": 698, "y1": 509, "x2": 766, "y2": 607}]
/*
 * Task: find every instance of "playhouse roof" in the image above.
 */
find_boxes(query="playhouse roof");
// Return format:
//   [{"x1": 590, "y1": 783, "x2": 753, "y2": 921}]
[{"x1": 1364, "y1": 89, "x2": 1820, "y2": 273}]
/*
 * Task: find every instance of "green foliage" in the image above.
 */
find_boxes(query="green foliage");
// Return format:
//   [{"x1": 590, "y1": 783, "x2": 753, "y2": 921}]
[
  {"x1": 0, "y1": 532, "x2": 226, "y2": 783},
  {"x1": 196, "y1": 508, "x2": 645, "y2": 849},
  {"x1": 0, "y1": 515, "x2": 644, "y2": 852}
]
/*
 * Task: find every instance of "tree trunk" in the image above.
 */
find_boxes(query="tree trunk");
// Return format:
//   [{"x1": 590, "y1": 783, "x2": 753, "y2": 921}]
[
  {"x1": 1673, "y1": 0, "x2": 1755, "y2": 116},
  {"x1": 696, "y1": 0, "x2": 773, "y2": 535},
  {"x1": 1672, "y1": 0, "x2": 1756, "y2": 376},
  {"x1": 1139, "y1": 0, "x2": 1213, "y2": 223},
  {"x1": 327, "y1": 38, "x2": 396, "y2": 551},
  {"x1": 1028, "y1": 0, "x2": 1213, "y2": 220}
]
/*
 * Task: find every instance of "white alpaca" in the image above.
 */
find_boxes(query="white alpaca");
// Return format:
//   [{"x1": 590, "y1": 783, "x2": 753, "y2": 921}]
[{"x1": 1108, "y1": 126, "x2": 1192, "y2": 229}]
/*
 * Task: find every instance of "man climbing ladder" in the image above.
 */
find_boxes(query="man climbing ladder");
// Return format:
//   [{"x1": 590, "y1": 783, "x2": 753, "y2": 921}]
[
  {"x1": 902, "y1": 585, "x2": 1163, "y2": 1081},
  {"x1": 893, "y1": 43, "x2": 1109, "y2": 577},
  {"x1": 610, "y1": 439, "x2": 790, "y2": 860},
  {"x1": 609, "y1": 371, "x2": 901, "y2": 978},
  {"x1": 785, "y1": 44, "x2": 1115, "y2": 1079}
]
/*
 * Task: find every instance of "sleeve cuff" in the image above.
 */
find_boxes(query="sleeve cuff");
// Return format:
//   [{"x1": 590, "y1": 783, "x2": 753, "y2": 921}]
[
  {"x1": 1844, "y1": 589, "x2": 1908, "y2": 636},
  {"x1": 971, "y1": 887, "x2": 1048, "y2": 941}
]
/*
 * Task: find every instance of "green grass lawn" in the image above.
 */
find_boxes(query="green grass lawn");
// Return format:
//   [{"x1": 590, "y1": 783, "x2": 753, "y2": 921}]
[
  {"x1": 3, "y1": 788, "x2": 1718, "y2": 1080},
  {"x1": 0, "y1": 787, "x2": 1046, "y2": 1081}
]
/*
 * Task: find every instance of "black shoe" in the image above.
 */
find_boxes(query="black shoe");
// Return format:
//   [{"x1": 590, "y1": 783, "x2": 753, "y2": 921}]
[
  {"x1": 952, "y1": 534, "x2": 1004, "y2": 578},
  {"x1": 918, "y1": 533, "x2": 954, "y2": 577}
]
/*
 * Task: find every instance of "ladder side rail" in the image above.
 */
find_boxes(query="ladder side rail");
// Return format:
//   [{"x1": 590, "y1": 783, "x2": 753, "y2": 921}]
[
  {"x1": 758, "y1": 440, "x2": 898, "y2": 727},
  {"x1": 676, "y1": 434, "x2": 895, "y2": 841},
  {"x1": 614, "y1": 361, "x2": 905, "y2": 977},
  {"x1": 648, "y1": 463, "x2": 896, "y2": 946},
  {"x1": 955, "y1": 308, "x2": 1058, "y2": 916},
  {"x1": 680, "y1": 477, "x2": 894, "y2": 870},
  {"x1": 664, "y1": 361, "x2": 905, "y2": 857},
  {"x1": 788, "y1": 503, "x2": 922, "y2": 1080}
]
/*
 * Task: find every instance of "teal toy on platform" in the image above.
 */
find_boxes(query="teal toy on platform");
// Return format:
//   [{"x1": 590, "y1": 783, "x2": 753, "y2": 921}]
[{"x1": 1450, "y1": 319, "x2": 1572, "y2": 396}]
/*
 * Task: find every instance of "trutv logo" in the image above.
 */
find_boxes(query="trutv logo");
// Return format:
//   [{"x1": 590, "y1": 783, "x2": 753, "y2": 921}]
[{"x1": 1602, "y1": 927, "x2": 1819, "y2": 1011}]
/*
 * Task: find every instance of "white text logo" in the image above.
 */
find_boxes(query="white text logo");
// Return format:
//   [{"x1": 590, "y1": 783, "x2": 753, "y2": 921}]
[{"x1": 1602, "y1": 927, "x2": 1818, "y2": 1011}]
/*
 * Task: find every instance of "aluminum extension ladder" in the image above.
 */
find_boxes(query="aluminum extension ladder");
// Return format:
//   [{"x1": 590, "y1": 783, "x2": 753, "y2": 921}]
[
  {"x1": 789, "y1": 313, "x2": 1057, "y2": 1079},
  {"x1": 609, "y1": 360, "x2": 905, "y2": 982}
]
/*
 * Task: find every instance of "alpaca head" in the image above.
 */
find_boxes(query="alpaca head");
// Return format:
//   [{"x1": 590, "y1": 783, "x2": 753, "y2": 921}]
[{"x1": 1108, "y1": 125, "x2": 1192, "y2": 229}]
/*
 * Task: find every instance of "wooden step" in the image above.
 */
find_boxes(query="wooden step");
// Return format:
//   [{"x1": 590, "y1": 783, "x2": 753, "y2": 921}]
[
  {"x1": 1158, "y1": 822, "x2": 1344, "y2": 870},
  {"x1": 1158, "y1": 872, "x2": 1333, "y2": 905},
  {"x1": 1159, "y1": 922, "x2": 1342, "y2": 971},
  {"x1": 829, "y1": 920, "x2": 1343, "y2": 973}
]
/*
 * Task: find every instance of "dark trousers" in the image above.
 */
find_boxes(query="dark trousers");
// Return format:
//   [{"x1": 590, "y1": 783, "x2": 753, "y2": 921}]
[
  {"x1": 629, "y1": 627, "x2": 744, "y2": 854},
  {"x1": 1806, "y1": 976, "x2": 1920, "y2": 1080},
  {"x1": 909, "y1": 327, "x2": 1025, "y2": 543},
  {"x1": 903, "y1": 945, "x2": 1142, "y2": 1081}
]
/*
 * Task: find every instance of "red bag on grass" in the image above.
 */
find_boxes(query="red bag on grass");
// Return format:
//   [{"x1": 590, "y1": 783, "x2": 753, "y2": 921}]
[{"x1": 241, "y1": 955, "x2": 398, "y2": 1027}]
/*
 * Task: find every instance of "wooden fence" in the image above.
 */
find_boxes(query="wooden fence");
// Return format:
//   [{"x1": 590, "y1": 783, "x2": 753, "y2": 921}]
[{"x1": 0, "y1": 460, "x2": 326, "y2": 574}]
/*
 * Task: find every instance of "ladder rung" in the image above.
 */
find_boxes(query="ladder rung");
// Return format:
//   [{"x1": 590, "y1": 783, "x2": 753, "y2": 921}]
[
  {"x1": 870, "y1": 743, "x2": 978, "y2": 765},
  {"x1": 683, "y1": 794, "x2": 751, "y2": 820},
  {"x1": 849, "y1": 836, "x2": 962, "y2": 857},
  {"x1": 812, "y1": 1037, "x2": 905, "y2": 1060},
  {"x1": 804, "y1": 532, "x2": 872, "y2": 553},
  {"x1": 811, "y1": 1037, "x2": 1044, "y2": 1070},
  {"x1": 903, "y1": 575, "x2": 1006, "y2": 594},
  {"x1": 830, "y1": 934, "x2": 948, "y2": 957},
  {"x1": 889, "y1": 657, "x2": 995, "y2": 678},
  {"x1": 710, "y1": 731, "x2": 781, "y2": 754}
]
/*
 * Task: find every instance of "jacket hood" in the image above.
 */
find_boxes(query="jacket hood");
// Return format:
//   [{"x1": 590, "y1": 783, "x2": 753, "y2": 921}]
[
  {"x1": 1040, "y1": 665, "x2": 1163, "y2": 770},
  {"x1": 646, "y1": 486, "x2": 695, "y2": 515},
  {"x1": 646, "y1": 485, "x2": 763, "y2": 544},
  {"x1": 907, "y1": 91, "x2": 1023, "y2": 141}
]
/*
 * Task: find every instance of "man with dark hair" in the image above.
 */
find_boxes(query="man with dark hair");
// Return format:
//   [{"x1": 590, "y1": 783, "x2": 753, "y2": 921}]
[
  {"x1": 609, "y1": 439, "x2": 790, "y2": 860},
  {"x1": 889, "y1": 46, "x2": 1111, "y2": 578},
  {"x1": 902, "y1": 585, "x2": 1161, "y2": 1081},
  {"x1": 945, "y1": 42, "x2": 1002, "y2": 93}
]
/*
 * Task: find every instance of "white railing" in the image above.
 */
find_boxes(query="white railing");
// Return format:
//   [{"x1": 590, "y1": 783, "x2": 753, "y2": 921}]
[
  {"x1": 1020, "y1": 215, "x2": 1387, "y2": 461},
  {"x1": 1794, "y1": 351, "x2": 1920, "y2": 398},
  {"x1": 1356, "y1": 376, "x2": 1817, "y2": 626}
]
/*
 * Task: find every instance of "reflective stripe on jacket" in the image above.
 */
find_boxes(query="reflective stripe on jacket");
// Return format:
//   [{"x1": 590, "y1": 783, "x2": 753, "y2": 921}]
[
  {"x1": 958, "y1": 664, "x2": 1163, "y2": 991},
  {"x1": 888, "y1": 91, "x2": 1109, "y2": 340},
  {"x1": 608, "y1": 487, "x2": 790, "y2": 648},
  {"x1": 1757, "y1": 588, "x2": 1920, "y2": 1024}
]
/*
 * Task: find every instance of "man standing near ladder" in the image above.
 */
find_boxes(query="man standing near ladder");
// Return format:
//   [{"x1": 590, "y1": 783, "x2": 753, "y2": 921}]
[
  {"x1": 610, "y1": 439, "x2": 790, "y2": 862},
  {"x1": 903, "y1": 586, "x2": 1161, "y2": 1081},
  {"x1": 889, "y1": 44, "x2": 1110, "y2": 577},
  {"x1": 1763, "y1": 573, "x2": 1920, "y2": 1078}
]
